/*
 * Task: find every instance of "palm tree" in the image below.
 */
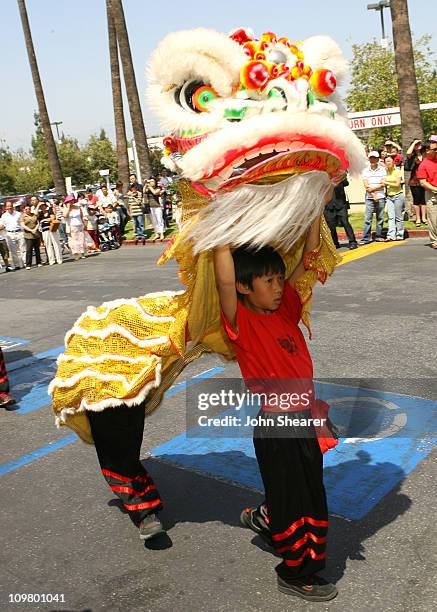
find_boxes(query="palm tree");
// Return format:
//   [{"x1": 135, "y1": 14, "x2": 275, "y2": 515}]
[
  {"x1": 109, "y1": 0, "x2": 152, "y2": 181},
  {"x1": 17, "y1": 0, "x2": 65, "y2": 195},
  {"x1": 390, "y1": 0, "x2": 424, "y2": 150},
  {"x1": 106, "y1": 0, "x2": 130, "y2": 192}
]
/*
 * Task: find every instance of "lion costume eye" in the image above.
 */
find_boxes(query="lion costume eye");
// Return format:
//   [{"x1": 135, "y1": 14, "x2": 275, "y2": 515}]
[
  {"x1": 176, "y1": 80, "x2": 218, "y2": 113},
  {"x1": 266, "y1": 86, "x2": 287, "y2": 110}
]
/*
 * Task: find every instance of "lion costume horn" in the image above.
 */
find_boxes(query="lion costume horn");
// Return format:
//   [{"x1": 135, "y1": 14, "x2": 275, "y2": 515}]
[{"x1": 49, "y1": 27, "x2": 366, "y2": 443}]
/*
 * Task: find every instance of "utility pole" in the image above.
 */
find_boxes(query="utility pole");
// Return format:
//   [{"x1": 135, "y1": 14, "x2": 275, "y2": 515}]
[{"x1": 367, "y1": 0, "x2": 390, "y2": 47}]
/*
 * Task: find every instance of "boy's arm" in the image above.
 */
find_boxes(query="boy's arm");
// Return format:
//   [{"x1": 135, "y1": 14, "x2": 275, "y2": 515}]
[{"x1": 213, "y1": 246, "x2": 238, "y2": 332}]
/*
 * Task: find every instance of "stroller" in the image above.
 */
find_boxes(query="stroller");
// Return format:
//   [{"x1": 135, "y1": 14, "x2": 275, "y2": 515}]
[{"x1": 97, "y1": 216, "x2": 120, "y2": 251}]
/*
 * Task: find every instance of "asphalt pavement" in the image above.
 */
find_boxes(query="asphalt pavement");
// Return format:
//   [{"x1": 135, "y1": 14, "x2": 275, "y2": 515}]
[{"x1": 1, "y1": 239, "x2": 436, "y2": 612}]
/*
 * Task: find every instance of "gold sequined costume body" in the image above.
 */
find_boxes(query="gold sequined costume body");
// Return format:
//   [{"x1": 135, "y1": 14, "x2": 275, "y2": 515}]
[{"x1": 49, "y1": 181, "x2": 339, "y2": 444}]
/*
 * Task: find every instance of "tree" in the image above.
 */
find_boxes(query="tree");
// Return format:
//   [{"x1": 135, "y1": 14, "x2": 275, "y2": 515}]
[
  {"x1": 12, "y1": 151, "x2": 52, "y2": 194},
  {"x1": 17, "y1": 0, "x2": 65, "y2": 194},
  {"x1": 106, "y1": 0, "x2": 130, "y2": 191},
  {"x1": 149, "y1": 147, "x2": 165, "y2": 176},
  {"x1": 0, "y1": 146, "x2": 16, "y2": 194},
  {"x1": 346, "y1": 36, "x2": 436, "y2": 150},
  {"x1": 109, "y1": 0, "x2": 152, "y2": 181},
  {"x1": 57, "y1": 137, "x2": 91, "y2": 187},
  {"x1": 390, "y1": 0, "x2": 423, "y2": 150},
  {"x1": 83, "y1": 132, "x2": 118, "y2": 182}
]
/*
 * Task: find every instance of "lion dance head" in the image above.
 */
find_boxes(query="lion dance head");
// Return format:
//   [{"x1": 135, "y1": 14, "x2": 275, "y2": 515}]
[{"x1": 148, "y1": 27, "x2": 366, "y2": 251}]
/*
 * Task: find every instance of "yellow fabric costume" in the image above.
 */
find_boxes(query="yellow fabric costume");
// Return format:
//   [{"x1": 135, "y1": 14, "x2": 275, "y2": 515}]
[{"x1": 50, "y1": 181, "x2": 340, "y2": 444}]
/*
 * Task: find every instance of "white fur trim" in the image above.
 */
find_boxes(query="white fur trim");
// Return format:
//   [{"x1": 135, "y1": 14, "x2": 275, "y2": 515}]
[
  {"x1": 178, "y1": 111, "x2": 366, "y2": 180},
  {"x1": 54, "y1": 362, "x2": 163, "y2": 423},
  {"x1": 80, "y1": 298, "x2": 176, "y2": 324},
  {"x1": 302, "y1": 36, "x2": 348, "y2": 85},
  {"x1": 64, "y1": 324, "x2": 169, "y2": 348},
  {"x1": 188, "y1": 171, "x2": 332, "y2": 253},
  {"x1": 56, "y1": 353, "x2": 153, "y2": 366},
  {"x1": 147, "y1": 28, "x2": 246, "y2": 134},
  {"x1": 49, "y1": 369, "x2": 137, "y2": 394}
]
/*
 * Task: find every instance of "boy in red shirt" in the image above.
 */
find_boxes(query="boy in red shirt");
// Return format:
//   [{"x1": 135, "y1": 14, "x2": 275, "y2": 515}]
[{"x1": 214, "y1": 213, "x2": 338, "y2": 602}]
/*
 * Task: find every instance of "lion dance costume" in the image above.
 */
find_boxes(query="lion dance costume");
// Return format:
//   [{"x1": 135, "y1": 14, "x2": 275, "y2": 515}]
[{"x1": 49, "y1": 28, "x2": 365, "y2": 531}]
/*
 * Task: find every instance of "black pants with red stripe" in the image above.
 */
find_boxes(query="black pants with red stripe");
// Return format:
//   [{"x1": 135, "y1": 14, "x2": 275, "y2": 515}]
[
  {"x1": 87, "y1": 403, "x2": 163, "y2": 526},
  {"x1": 0, "y1": 348, "x2": 10, "y2": 393},
  {"x1": 253, "y1": 413, "x2": 328, "y2": 579}
]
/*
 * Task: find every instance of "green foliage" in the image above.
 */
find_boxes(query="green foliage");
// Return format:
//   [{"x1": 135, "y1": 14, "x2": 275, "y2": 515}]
[
  {"x1": 57, "y1": 136, "x2": 91, "y2": 186},
  {"x1": 346, "y1": 35, "x2": 437, "y2": 149},
  {"x1": 0, "y1": 117, "x2": 120, "y2": 194},
  {"x1": 12, "y1": 151, "x2": 52, "y2": 194},
  {"x1": 30, "y1": 112, "x2": 49, "y2": 161},
  {"x1": 0, "y1": 146, "x2": 16, "y2": 194},
  {"x1": 149, "y1": 147, "x2": 165, "y2": 177},
  {"x1": 83, "y1": 132, "x2": 118, "y2": 182}
]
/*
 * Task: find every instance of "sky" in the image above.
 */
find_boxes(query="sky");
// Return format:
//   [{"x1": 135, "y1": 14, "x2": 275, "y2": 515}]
[{"x1": 1, "y1": 0, "x2": 436, "y2": 151}]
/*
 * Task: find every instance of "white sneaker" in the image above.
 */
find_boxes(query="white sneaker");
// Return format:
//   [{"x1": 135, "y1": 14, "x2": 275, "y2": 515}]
[{"x1": 26, "y1": 266, "x2": 31, "y2": 270}]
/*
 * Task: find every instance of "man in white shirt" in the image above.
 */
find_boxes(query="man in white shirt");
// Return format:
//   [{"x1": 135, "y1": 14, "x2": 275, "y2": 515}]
[
  {"x1": 361, "y1": 151, "x2": 387, "y2": 244},
  {"x1": 95, "y1": 182, "x2": 114, "y2": 201},
  {"x1": 97, "y1": 186, "x2": 116, "y2": 211},
  {"x1": 0, "y1": 201, "x2": 26, "y2": 269}
]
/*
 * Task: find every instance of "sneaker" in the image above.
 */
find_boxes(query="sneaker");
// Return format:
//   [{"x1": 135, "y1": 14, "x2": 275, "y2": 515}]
[
  {"x1": 0, "y1": 392, "x2": 16, "y2": 408},
  {"x1": 277, "y1": 574, "x2": 338, "y2": 602},
  {"x1": 37, "y1": 264, "x2": 43, "y2": 267},
  {"x1": 359, "y1": 239, "x2": 371, "y2": 245},
  {"x1": 26, "y1": 266, "x2": 31, "y2": 270},
  {"x1": 240, "y1": 505, "x2": 273, "y2": 546},
  {"x1": 349, "y1": 243, "x2": 358, "y2": 250},
  {"x1": 375, "y1": 237, "x2": 385, "y2": 242},
  {"x1": 138, "y1": 513, "x2": 165, "y2": 540}
]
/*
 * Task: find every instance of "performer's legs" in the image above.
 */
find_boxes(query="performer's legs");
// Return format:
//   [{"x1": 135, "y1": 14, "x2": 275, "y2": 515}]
[
  {"x1": 253, "y1": 417, "x2": 328, "y2": 580},
  {"x1": 87, "y1": 403, "x2": 163, "y2": 526},
  {"x1": 0, "y1": 347, "x2": 16, "y2": 407}
]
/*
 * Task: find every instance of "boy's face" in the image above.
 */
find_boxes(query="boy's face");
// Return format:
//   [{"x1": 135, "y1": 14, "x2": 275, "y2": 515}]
[{"x1": 237, "y1": 272, "x2": 285, "y2": 312}]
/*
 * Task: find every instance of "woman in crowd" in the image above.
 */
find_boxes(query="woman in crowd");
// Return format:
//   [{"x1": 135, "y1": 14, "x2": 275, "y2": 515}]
[
  {"x1": 383, "y1": 155, "x2": 405, "y2": 241},
  {"x1": 145, "y1": 178, "x2": 165, "y2": 241},
  {"x1": 36, "y1": 201, "x2": 63, "y2": 265},
  {"x1": 20, "y1": 202, "x2": 42, "y2": 269},
  {"x1": 406, "y1": 139, "x2": 427, "y2": 227},
  {"x1": 64, "y1": 195, "x2": 87, "y2": 260}
]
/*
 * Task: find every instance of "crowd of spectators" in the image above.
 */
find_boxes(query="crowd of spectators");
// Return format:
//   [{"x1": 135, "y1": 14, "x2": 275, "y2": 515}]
[
  {"x1": 2, "y1": 137, "x2": 437, "y2": 272},
  {"x1": 0, "y1": 171, "x2": 180, "y2": 272},
  {"x1": 324, "y1": 135, "x2": 437, "y2": 250}
]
